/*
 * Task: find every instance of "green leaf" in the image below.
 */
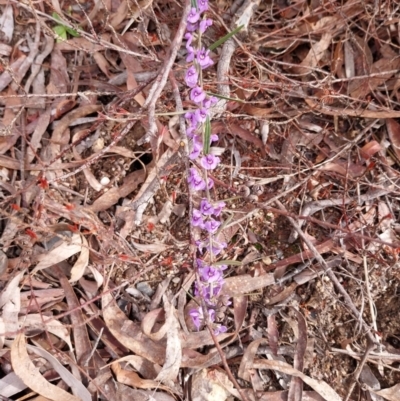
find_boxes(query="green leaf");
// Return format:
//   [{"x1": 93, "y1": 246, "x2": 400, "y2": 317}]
[
  {"x1": 206, "y1": 91, "x2": 245, "y2": 103},
  {"x1": 65, "y1": 26, "x2": 79, "y2": 37},
  {"x1": 208, "y1": 25, "x2": 244, "y2": 51},
  {"x1": 53, "y1": 25, "x2": 67, "y2": 42},
  {"x1": 203, "y1": 116, "x2": 211, "y2": 155},
  {"x1": 214, "y1": 260, "x2": 242, "y2": 266}
]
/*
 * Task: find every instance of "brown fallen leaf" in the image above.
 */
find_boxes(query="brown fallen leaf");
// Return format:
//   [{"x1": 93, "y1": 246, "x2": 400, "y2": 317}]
[
  {"x1": 11, "y1": 333, "x2": 80, "y2": 401},
  {"x1": 386, "y1": 119, "x2": 400, "y2": 160},
  {"x1": 102, "y1": 292, "x2": 166, "y2": 365},
  {"x1": 253, "y1": 360, "x2": 342, "y2": 401}
]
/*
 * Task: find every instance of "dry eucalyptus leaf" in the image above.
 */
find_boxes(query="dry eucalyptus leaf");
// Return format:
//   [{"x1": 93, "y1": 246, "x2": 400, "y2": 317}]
[
  {"x1": 11, "y1": 333, "x2": 81, "y2": 401},
  {"x1": 222, "y1": 274, "x2": 274, "y2": 297}
]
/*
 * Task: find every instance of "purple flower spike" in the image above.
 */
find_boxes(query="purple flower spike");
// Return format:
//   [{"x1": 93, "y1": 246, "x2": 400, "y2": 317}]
[
  {"x1": 199, "y1": 265, "x2": 222, "y2": 283},
  {"x1": 198, "y1": 0, "x2": 209, "y2": 12},
  {"x1": 190, "y1": 86, "x2": 206, "y2": 103},
  {"x1": 187, "y1": 7, "x2": 200, "y2": 24},
  {"x1": 200, "y1": 199, "x2": 214, "y2": 215},
  {"x1": 195, "y1": 107, "x2": 208, "y2": 123},
  {"x1": 191, "y1": 209, "x2": 204, "y2": 228},
  {"x1": 197, "y1": 48, "x2": 214, "y2": 69},
  {"x1": 201, "y1": 154, "x2": 220, "y2": 170},
  {"x1": 185, "y1": 66, "x2": 199, "y2": 88},
  {"x1": 204, "y1": 218, "x2": 221, "y2": 233},
  {"x1": 200, "y1": 18, "x2": 213, "y2": 34}
]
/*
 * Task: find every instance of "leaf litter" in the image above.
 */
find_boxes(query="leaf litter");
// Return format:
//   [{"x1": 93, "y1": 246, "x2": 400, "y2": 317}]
[{"x1": 1, "y1": 0, "x2": 400, "y2": 400}]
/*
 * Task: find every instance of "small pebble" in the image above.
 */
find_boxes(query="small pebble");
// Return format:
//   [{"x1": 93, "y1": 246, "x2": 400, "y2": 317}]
[
  {"x1": 136, "y1": 281, "x2": 154, "y2": 296},
  {"x1": 100, "y1": 176, "x2": 110, "y2": 186}
]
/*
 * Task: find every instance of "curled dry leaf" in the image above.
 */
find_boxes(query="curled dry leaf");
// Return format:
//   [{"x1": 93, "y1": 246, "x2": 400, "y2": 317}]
[
  {"x1": 32, "y1": 233, "x2": 82, "y2": 274},
  {"x1": 69, "y1": 235, "x2": 89, "y2": 282},
  {"x1": 111, "y1": 362, "x2": 170, "y2": 391},
  {"x1": 252, "y1": 359, "x2": 342, "y2": 401},
  {"x1": 11, "y1": 333, "x2": 81, "y2": 401},
  {"x1": 155, "y1": 296, "x2": 182, "y2": 383},
  {"x1": 373, "y1": 383, "x2": 400, "y2": 401},
  {"x1": 19, "y1": 314, "x2": 73, "y2": 351},
  {"x1": 386, "y1": 119, "x2": 400, "y2": 160},
  {"x1": 360, "y1": 140, "x2": 381, "y2": 159}
]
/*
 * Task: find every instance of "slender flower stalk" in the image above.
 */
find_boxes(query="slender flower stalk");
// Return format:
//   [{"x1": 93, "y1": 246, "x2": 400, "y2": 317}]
[{"x1": 184, "y1": 0, "x2": 229, "y2": 335}]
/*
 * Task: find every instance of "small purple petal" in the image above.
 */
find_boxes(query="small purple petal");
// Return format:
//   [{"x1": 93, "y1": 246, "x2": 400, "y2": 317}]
[
  {"x1": 190, "y1": 86, "x2": 206, "y2": 103},
  {"x1": 207, "y1": 177, "x2": 214, "y2": 189},
  {"x1": 187, "y1": 7, "x2": 200, "y2": 24},
  {"x1": 200, "y1": 154, "x2": 220, "y2": 170}
]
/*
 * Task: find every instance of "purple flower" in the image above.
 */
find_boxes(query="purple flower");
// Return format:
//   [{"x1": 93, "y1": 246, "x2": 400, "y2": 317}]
[
  {"x1": 186, "y1": 49, "x2": 195, "y2": 62},
  {"x1": 189, "y1": 140, "x2": 202, "y2": 160},
  {"x1": 187, "y1": 7, "x2": 200, "y2": 24},
  {"x1": 200, "y1": 199, "x2": 214, "y2": 215},
  {"x1": 210, "y1": 134, "x2": 219, "y2": 143},
  {"x1": 199, "y1": 265, "x2": 223, "y2": 283},
  {"x1": 185, "y1": 111, "x2": 198, "y2": 127},
  {"x1": 203, "y1": 96, "x2": 218, "y2": 109},
  {"x1": 188, "y1": 168, "x2": 206, "y2": 191},
  {"x1": 201, "y1": 154, "x2": 220, "y2": 170},
  {"x1": 213, "y1": 201, "x2": 226, "y2": 216},
  {"x1": 204, "y1": 218, "x2": 221, "y2": 233},
  {"x1": 190, "y1": 86, "x2": 206, "y2": 103},
  {"x1": 195, "y1": 107, "x2": 208, "y2": 123},
  {"x1": 185, "y1": 66, "x2": 198, "y2": 88},
  {"x1": 208, "y1": 240, "x2": 227, "y2": 255},
  {"x1": 207, "y1": 177, "x2": 214, "y2": 189},
  {"x1": 196, "y1": 48, "x2": 214, "y2": 69},
  {"x1": 186, "y1": 22, "x2": 199, "y2": 32},
  {"x1": 214, "y1": 324, "x2": 227, "y2": 335},
  {"x1": 185, "y1": 32, "x2": 194, "y2": 52},
  {"x1": 198, "y1": 0, "x2": 209, "y2": 13},
  {"x1": 189, "y1": 307, "x2": 203, "y2": 330},
  {"x1": 186, "y1": 125, "x2": 196, "y2": 138},
  {"x1": 200, "y1": 18, "x2": 213, "y2": 34},
  {"x1": 191, "y1": 209, "x2": 204, "y2": 228}
]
